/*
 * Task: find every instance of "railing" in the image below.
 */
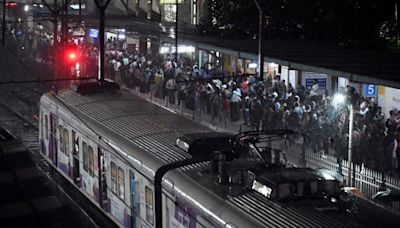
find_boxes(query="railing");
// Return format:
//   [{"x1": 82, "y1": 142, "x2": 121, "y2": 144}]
[{"x1": 125, "y1": 88, "x2": 400, "y2": 214}]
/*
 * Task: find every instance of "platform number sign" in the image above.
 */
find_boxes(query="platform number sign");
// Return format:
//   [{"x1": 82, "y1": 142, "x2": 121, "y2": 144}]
[{"x1": 363, "y1": 84, "x2": 378, "y2": 97}]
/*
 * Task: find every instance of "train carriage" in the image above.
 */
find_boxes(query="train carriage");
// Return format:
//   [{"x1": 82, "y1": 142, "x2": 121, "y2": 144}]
[{"x1": 38, "y1": 81, "x2": 358, "y2": 228}]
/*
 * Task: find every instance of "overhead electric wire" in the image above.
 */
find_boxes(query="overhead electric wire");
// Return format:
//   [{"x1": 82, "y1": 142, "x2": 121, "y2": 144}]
[{"x1": 0, "y1": 77, "x2": 97, "y2": 85}]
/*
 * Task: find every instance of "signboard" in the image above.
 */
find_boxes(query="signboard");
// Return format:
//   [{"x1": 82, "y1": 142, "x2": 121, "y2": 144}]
[
  {"x1": 305, "y1": 78, "x2": 326, "y2": 90},
  {"x1": 160, "y1": 0, "x2": 184, "y2": 3},
  {"x1": 363, "y1": 84, "x2": 378, "y2": 97},
  {"x1": 392, "y1": 88, "x2": 400, "y2": 110},
  {"x1": 88, "y1": 29, "x2": 99, "y2": 38}
]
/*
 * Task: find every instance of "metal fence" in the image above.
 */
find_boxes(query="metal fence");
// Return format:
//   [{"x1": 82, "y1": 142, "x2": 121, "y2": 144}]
[{"x1": 269, "y1": 134, "x2": 400, "y2": 213}]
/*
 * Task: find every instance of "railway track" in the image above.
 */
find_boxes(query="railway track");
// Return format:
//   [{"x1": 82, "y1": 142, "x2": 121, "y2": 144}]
[
  {"x1": 0, "y1": 103, "x2": 117, "y2": 228},
  {"x1": 0, "y1": 41, "x2": 117, "y2": 227}
]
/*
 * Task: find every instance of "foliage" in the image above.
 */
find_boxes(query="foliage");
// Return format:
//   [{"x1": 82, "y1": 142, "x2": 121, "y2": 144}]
[{"x1": 199, "y1": 0, "x2": 400, "y2": 49}]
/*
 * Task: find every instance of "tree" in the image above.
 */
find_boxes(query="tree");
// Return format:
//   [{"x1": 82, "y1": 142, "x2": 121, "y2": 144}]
[{"x1": 199, "y1": 0, "x2": 400, "y2": 50}]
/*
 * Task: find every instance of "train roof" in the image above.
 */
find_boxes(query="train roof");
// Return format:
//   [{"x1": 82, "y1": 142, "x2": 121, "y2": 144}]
[
  {"x1": 58, "y1": 88, "x2": 211, "y2": 164},
  {"x1": 41, "y1": 87, "x2": 362, "y2": 228}
]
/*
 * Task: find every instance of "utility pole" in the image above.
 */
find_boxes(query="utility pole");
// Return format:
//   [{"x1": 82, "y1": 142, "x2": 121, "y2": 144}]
[
  {"x1": 63, "y1": 0, "x2": 69, "y2": 49},
  {"x1": 60, "y1": 0, "x2": 66, "y2": 78},
  {"x1": 42, "y1": 0, "x2": 63, "y2": 79},
  {"x1": 53, "y1": 0, "x2": 59, "y2": 80},
  {"x1": 175, "y1": 0, "x2": 178, "y2": 63},
  {"x1": 94, "y1": 0, "x2": 112, "y2": 82},
  {"x1": 2, "y1": 0, "x2": 6, "y2": 45},
  {"x1": 78, "y1": 0, "x2": 81, "y2": 24},
  {"x1": 347, "y1": 104, "x2": 354, "y2": 187},
  {"x1": 253, "y1": 0, "x2": 264, "y2": 80}
]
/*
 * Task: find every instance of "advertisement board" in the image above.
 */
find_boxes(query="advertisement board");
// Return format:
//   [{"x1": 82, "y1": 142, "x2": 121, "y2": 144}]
[
  {"x1": 160, "y1": 0, "x2": 184, "y2": 3},
  {"x1": 89, "y1": 29, "x2": 99, "y2": 38}
]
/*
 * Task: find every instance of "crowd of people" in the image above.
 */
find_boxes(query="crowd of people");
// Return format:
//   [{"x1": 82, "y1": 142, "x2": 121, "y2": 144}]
[
  {"x1": 8, "y1": 24, "x2": 400, "y2": 177},
  {"x1": 8, "y1": 25, "x2": 54, "y2": 63},
  {"x1": 103, "y1": 38, "x2": 400, "y2": 176}
]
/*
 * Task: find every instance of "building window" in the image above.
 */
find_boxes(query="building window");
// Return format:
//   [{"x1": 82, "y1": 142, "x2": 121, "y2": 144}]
[{"x1": 145, "y1": 186, "x2": 154, "y2": 225}]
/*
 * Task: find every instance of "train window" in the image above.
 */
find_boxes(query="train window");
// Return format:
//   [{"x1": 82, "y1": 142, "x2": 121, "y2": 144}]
[
  {"x1": 88, "y1": 146, "x2": 94, "y2": 177},
  {"x1": 40, "y1": 111, "x2": 44, "y2": 139},
  {"x1": 145, "y1": 186, "x2": 154, "y2": 225},
  {"x1": 64, "y1": 128, "x2": 69, "y2": 156},
  {"x1": 111, "y1": 162, "x2": 117, "y2": 194},
  {"x1": 72, "y1": 130, "x2": 79, "y2": 154},
  {"x1": 59, "y1": 126, "x2": 65, "y2": 154},
  {"x1": 118, "y1": 167, "x2": 124, "y2": 200},
  {"x1": 45, "y1": 115, "x2": 48, "y2": 140},
  {"x1": 83, "y1": 142, "x2": 88, "y2": 172}
]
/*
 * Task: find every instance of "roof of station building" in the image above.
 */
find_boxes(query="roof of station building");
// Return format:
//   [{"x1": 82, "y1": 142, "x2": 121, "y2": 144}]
[
  {"x1": 199, "y1": 37, "x2": 400, "y2": 88},
  {"x1": 82, "y1": 16, "x2": 400, "y2": 88}
]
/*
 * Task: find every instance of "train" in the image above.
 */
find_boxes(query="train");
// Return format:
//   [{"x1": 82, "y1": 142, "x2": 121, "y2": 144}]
[{"x1": 39, "y1": 80, "x2": 358, "y2": 228}]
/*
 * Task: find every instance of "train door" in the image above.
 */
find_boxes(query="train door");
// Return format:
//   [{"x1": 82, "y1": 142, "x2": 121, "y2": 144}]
[
  {"x1": 72, "y1": 130, "x2": 81, "y2": 186},
  {"x1": 49, "y1": 113, "x2": 58, "y2": 165},
  {"x1": 98, "y1": 148, "x2": 108, "y2": 210},
  {"x1": 40, "y1": 110, "x2": 49, "y2": 156},
  {"x1": 130, "y1": 171, "x2": 137, "y2": 228}
]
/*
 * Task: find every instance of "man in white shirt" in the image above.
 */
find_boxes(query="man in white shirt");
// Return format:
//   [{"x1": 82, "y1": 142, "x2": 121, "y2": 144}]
[
  {"x1": 166, "y1": 77, "x2": 176, "y2": 104},
  {"x1": 310, "y1": 79, "x2": 319, "y2": 97},
  {"x1": 113, "y1": 59, "x2": 122, "y2": 84}
]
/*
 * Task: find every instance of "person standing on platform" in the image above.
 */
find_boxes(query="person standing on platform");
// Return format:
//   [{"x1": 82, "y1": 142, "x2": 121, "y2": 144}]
[{"x1": 166, "y1": 76, "x2": 177, "y2": 105}]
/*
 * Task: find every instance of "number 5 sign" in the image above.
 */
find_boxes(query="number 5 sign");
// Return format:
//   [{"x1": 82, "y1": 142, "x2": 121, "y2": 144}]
[{"x1": 363, "y1": 84, "x2": 378, "y2": 97}]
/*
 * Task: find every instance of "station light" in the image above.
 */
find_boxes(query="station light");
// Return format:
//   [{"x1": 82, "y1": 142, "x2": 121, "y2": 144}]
[
  {"x1": 333, "y1": 93, "x2": 346, "y2": 106},
  {"x1": 249, "y1": 63, "x2": 258, "y2": 69}
]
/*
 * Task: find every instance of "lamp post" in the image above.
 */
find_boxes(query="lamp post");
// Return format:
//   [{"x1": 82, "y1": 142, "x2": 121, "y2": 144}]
[
  {"x1": 252, "y1": 0, "x2": 264, "y2": 80},
  {"x1": 93, "y1": 0, "x2": 112, "y2": 82},
  {"x1": 333, "y1": 93, "x2": 354, "y2": 186}
]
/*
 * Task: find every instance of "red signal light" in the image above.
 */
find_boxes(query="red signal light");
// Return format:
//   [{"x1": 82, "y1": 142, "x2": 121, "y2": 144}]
[
  {"x1": 69, "y1": 52, "x2": 76, "y2": 60},
  {"x1": 65, "y1": 47, "x2": 79, "y2": 64},
  {"x1": 6, "y1": 2, "x2": 17, "y2": 7}
]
